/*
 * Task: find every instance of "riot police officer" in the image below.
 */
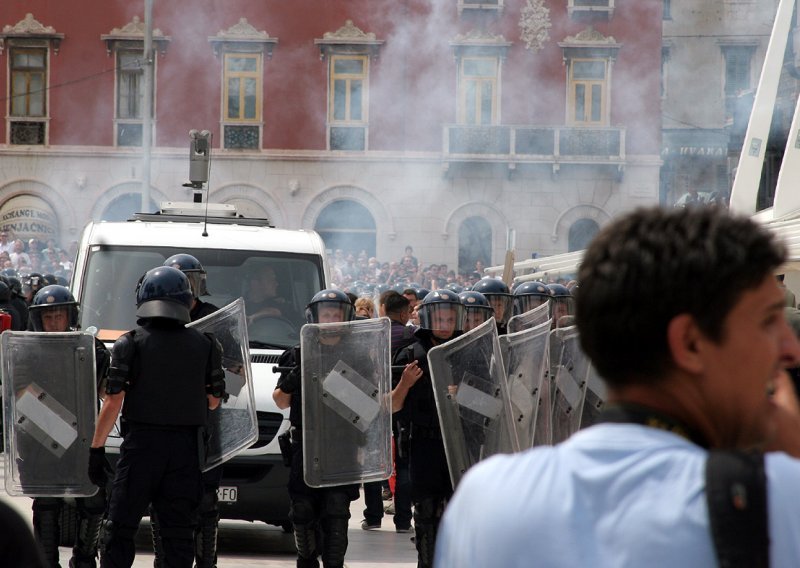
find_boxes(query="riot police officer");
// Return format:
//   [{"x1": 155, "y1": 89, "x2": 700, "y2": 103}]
[
  {"x1": 472, "y1": 277, "x2": 513, "y2": 335},
  {"x1": 547, "y1": 283, "x2": 575, "y2": 328},
  {"x1": 27, "y1": 285, "x2": 110, "y2": 568},
  {"x1": 458, "y1": 290, "x2": 493, "y2": 332},
  {"x1": 88, "y1": 266, "x2": 225, "y2": 568},
  {"x1": 272, "y1": 289, "x2": 359, "y2": 568},
  {"x1": 391, "y1": 290, "x2": 464, "y2": 568},
  {"x1": 164, "y1": 253, "x2": 218, "y2": 321},
  {"x1": 0, "y1": 279, "x2": 23, "y2": 330},
  {"x1": 512, "y1": 280, "x2": 550, "y2": 317},
  {"x1": 149, "y1": 254, "x2": 221, "y2": 567}
]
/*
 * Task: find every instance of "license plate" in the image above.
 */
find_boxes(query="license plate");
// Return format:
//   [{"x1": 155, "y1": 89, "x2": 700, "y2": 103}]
[{"x1": 217, "y1": 486, "x2": 238, "y2": 503}]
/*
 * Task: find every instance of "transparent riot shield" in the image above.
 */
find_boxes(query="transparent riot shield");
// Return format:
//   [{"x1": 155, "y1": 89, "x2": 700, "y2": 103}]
[
  {"x1": 2, "y1": 332, "x2": 98, "y2": 496},
  {"x1": 499, "y1": 318, "x2": 551, "y2": 449},
  {"x1": 507, "y1": 302, "x2": 550, "y2": 334},
  {"x1": 550, "y1": 326, "x2": 591, "y2": 444},
  {"x1": 579, "y1": 364, "x2": 606, "y2": 430},
  {"x1": 301, "y1": 317, "x2": 392, "y2": 488},
  {"x1": 188, "y1": 299, "x2": 258, "y2": 472},
  {"x1": 428, "y1": 318, "x2": 519, "y2": 489}
]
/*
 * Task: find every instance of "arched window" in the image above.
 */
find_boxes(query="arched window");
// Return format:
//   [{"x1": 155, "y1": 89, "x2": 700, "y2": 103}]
[
  {"x1": 568, "y1": 218, "x2": 600, "y2": 251},
  {"x1": 458, "y1": 216, "x2": 492, "y2": 275},
  {"x1": 314, "y1": 199, "x2": 376, "y2": 257},
  {"x1": 101, "y1": 194, "x2": 158, "y2": 222}
]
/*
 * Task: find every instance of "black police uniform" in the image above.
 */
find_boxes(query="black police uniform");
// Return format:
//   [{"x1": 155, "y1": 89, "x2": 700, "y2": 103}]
[
  {"x1": 151, "y1": 298, "x2": 221, "y2": 568},
  {"x1": 276, "y1": 346, "x2": 359, "y2": 568},
  {"x1": 393, "y1": 329, "x2": 456, "y2": 568},
  {"x1": 101, "y1": 318, "x2": 223, "y2": 568},
  {"x1": 27, "y1": 337, "x2": 110, "y2": 568}
]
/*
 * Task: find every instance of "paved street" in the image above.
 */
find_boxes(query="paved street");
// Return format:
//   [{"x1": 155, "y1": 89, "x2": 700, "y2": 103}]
[
  {"x1": 0, "y1": 454, "x2": 417, "y2": 568},
  {"x1": 2, "y1": 489, "x2": 419, "y2": 567}
]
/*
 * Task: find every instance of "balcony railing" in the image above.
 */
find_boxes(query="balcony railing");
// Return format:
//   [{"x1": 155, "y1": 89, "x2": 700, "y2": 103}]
[{"x1": 443, "y1": 124, "x2": 626, "y2": 176}]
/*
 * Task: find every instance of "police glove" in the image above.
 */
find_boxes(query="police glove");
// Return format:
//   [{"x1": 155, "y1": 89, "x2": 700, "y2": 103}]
[
  {"x1": 281, "y1": 366, "x2": 301, "y2": 394},
  {"x1": 88, "y1": 446, "x2": 111, "y2": 487}
]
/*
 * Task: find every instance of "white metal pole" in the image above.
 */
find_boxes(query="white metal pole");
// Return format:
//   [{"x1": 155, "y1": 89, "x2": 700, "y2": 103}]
[{"x1": 142, "y1": 0, "x2": 153, "y2": 212}]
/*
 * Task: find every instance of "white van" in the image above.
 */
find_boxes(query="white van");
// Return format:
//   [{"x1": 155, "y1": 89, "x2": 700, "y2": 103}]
[{"x1": 70, "y1": 202, "x2": 330, "y2": 531}]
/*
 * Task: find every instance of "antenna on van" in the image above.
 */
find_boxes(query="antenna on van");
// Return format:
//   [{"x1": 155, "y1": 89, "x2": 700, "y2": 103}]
[{"x1": 183, "y1": 129, "x2": 213, "y2": 236}]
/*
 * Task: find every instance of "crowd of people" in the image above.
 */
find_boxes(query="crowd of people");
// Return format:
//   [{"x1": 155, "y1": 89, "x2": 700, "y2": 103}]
[
  {"x1": 0, "y1": 230, "x2": 77, "y2": 282},
  {"x1": 329, "y1": 245, "x2": 486, "y2": 294}
]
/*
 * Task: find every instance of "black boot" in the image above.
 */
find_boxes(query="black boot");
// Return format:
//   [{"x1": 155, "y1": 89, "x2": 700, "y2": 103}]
[
  {"x1": 413, "y1": 498, "x2": 438, "y2": 568},
  {"x1": 150, "y1": 507, "x2": 166, "y2": 568},
  {"x1": 69, "y1": 513, "x2": 103, "y2": 568},
  {"x1": 321, "y1": 517, "x2": 349, "y2": 568},
  {"x1": 194, "y1": 509, "x2": 219, "y2": 568},
  {"x1": 321, "y1": 490, "x2": 351, "y2": 568},
  {"x1": 293, "y1": 523, "x2": 319, "y2": 568},
  {"x1": 32, "y1": 498, "x2": 62, "y2": 568}
]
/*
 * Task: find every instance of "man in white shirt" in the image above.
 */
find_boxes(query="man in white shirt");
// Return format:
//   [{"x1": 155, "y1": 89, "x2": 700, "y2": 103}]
[{"x1": 435, "y1": 206, "x2": 800, "y2": 567}]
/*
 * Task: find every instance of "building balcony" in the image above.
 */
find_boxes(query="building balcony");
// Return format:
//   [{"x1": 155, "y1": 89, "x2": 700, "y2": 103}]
[{"x1": 442, "y1": 124, "x2": 626, "y2": 178}]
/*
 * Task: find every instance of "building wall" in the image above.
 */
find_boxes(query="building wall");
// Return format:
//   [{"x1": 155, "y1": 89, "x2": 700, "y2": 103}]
[
  {"x1": 0, "y1": 0, "x2": 662, "y2": 274},
  {"x1": 661, "y1": 0, "x2": 778, "y2": 206}
]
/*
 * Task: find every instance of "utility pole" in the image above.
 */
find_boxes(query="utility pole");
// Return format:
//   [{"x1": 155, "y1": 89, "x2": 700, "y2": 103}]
[{"x1": 142, "y1": 0, "x2": 154, "y2": 211}]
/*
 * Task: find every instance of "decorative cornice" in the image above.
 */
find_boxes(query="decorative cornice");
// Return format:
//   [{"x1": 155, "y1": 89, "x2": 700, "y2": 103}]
[
  {"x1": 315, "y1": 20, "x2": 383, "y2": 60},
  {"x1": 450, "y1": 29, "x2": 512, "y2": 59},
  {"x1": 213, "y1": 18, "x2": 270, "y2": 41},
  {"x1": 208, "y1": 17, "x2": 278, "y2": 58},
  {"x1": 323, "y1": 20, "x2": 377, "y2": 42},
  {"x1": 100, "y1": 16, "x2": 171, "y2": 56},
  {"x1": 451, "y1": 28, "x2": 511, "y2": 47},
  {"x1": 0, "y1": 13, "x2": 64, "y2": 55},
  {"x1": 3, "y1": 13, "x2": 58, "y2": 35},
  {"x1": 103, "y1": 16, "x2": 167, "y2": 39},
  {"x1": 560, "y1": 26, "x2": 618, "y2": 46}
]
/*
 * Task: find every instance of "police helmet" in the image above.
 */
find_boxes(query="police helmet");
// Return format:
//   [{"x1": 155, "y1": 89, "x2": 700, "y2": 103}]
[
  {"x1": 55, "y1": 275, "x2": 68, "y2": 286},
  {"x1": 163, "y1": 253, "x2": 208, "y2": 298},
  {"x1": 472, "y1": 277, "x2": 513, "y2": 325},
  {"x1": 547, "y1": 283, "x2": 575, "y2": 324},
  {"x1": 445, "y1": 282, "x2": 464, "y2": 294},
  {"x1": 418, "y1": 289, "x2": 464, "y2": 336},
  {"x1": 6, "y1": 276, "x2": 22, "y2": 297},
  {"x1": 0, "y1": 282, "x2": 11, "y2": 302},
  {"x1": 135, "y1": 266, "x2": 193, "y2": 324},
  {"x1": 513, "y1": 280, "x2": 550, "y2": 316},
  {"x1": 0, "y1": 268, "x2": 17, "y2": 279},
  {"x1": 458, "y1": 290, "x2": 493, "y2": 332},
  {"x1": 29, "y1": 285, "x2": 79, "y2": 331},
  {"x1": 305, "y1": 289, "x2": 355, "y2": 323},
  {"x1": 43, "y1": 274, "x2": 58, "y2": 286},
  {"x1": 413, "y1": 287, "x2": 430, "y2": 301}
]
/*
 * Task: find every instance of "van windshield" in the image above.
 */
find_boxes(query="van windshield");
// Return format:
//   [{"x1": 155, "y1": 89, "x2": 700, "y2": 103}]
[{"x1": 78, "y1": 246, "x2": 324, "y2": 349}]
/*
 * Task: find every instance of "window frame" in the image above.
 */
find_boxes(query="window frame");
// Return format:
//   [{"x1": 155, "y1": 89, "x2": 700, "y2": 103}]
[
  {"x1": 7, "y1": 45, "x2": 49, "y2": 145},
  {"x1": 458, "y1": 56, "x2": 500, "y2": 126},
  {"x1": 113, "y1": 47, "x2": 152, "y2": 147},
  {"x1": 567, "y1": 57, "x2": 608, "y2": 126}
]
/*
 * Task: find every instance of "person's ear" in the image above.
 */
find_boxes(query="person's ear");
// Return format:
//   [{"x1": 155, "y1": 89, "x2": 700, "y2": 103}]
[{"x1": 666, "y1": 314, "x2": 705, "y2": 374}]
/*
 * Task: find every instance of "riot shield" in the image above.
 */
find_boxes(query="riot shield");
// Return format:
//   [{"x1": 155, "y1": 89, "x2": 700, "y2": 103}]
[
  {"x1": 2, "y1": 332, "x2": 97, "y2": 497},
  {"x1": 188, "y1": 298, "x2": 258, "y2": 472},
  {"x1": 301, "y1": 317, "x2": 392, "y2": 488},
  {"x1": 579, "y1": 364, "x2": 606, "y2": 430},
  {"x1": 499, "y1": 318, "x2": 551, "y2": 449},
  {"x1": 428, "y1": 318, "x2": 519, "y2": 489},
  {"x1": 507, "y1": 302, "x2": 550, "y2": 334},
  {"x1": 550, "y1": 326, "x2": 591, "y2": 444}
]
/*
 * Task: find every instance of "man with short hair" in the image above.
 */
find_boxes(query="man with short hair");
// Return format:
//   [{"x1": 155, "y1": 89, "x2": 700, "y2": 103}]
[{"x1": 435, "y1": 206, "x2": 800, "y2": 567}]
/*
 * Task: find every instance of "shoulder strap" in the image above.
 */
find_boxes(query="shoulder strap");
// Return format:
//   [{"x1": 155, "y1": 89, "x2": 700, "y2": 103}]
[{"x1": 705, "y1": 450, "x2": 769, "y2": 568}]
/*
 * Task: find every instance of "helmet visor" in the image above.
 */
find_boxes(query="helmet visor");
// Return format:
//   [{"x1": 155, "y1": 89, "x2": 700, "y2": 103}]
[{"x1": 420, "y1": 303, "x2": 464, "y2": 336}]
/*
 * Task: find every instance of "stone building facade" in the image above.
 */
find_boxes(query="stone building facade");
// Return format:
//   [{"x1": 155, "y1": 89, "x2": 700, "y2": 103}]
[{"x1": 0, "y1": 1, "x2": 662, "y2": 274}]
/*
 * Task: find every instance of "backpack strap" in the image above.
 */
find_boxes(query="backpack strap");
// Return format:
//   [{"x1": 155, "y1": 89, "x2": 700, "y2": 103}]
[{"x1": 705, "y1": 450, "x2": 769, "y2": 568}]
